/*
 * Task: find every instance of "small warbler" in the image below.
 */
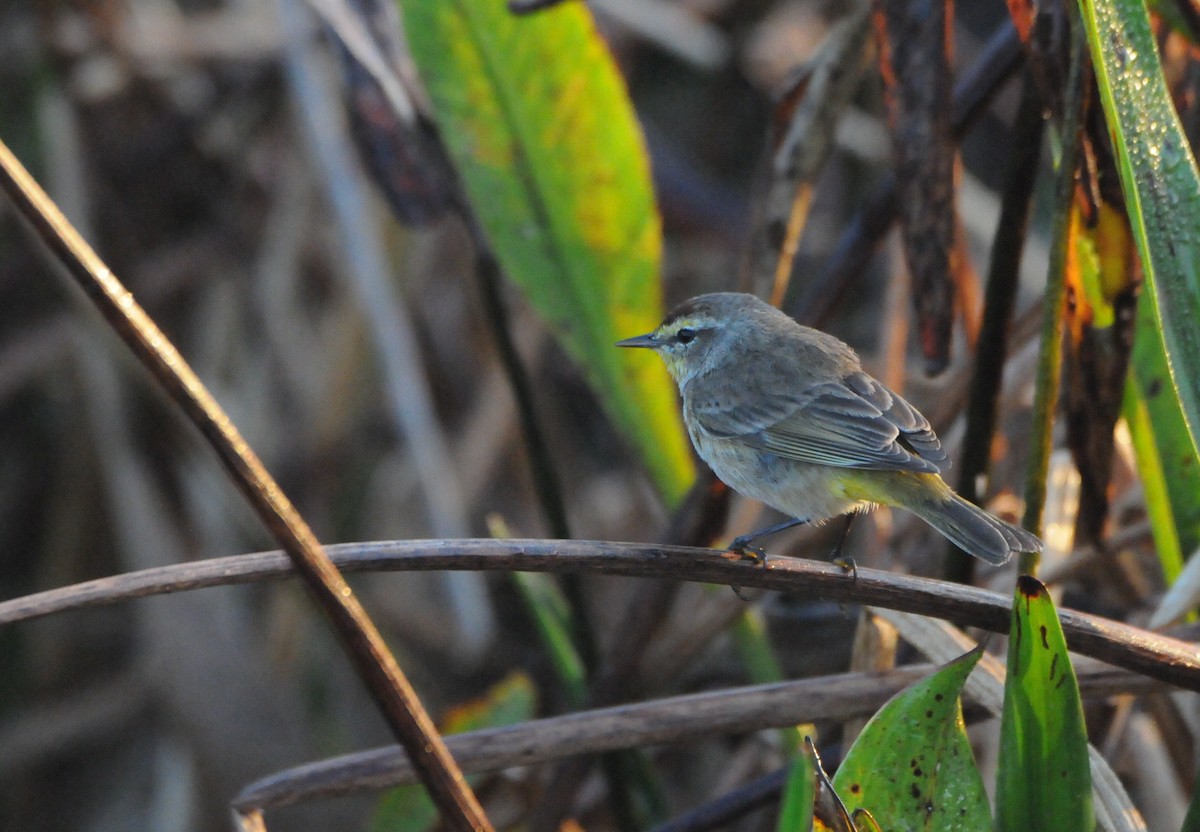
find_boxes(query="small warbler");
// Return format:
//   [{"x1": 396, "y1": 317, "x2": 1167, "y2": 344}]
[{"x1": 618, "y1": 292, "x2": 1041, "y2": 564}]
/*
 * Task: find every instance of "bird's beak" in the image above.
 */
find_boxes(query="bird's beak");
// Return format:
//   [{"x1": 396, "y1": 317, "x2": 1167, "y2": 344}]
[{"x1": 615, "y1": 333, "x2": 658, "y2": 349}]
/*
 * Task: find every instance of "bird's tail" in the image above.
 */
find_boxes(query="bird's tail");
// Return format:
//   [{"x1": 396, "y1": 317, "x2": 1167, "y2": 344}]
[{"x1": 910, "y1": 493, "x2": 1043, "y2": 565}]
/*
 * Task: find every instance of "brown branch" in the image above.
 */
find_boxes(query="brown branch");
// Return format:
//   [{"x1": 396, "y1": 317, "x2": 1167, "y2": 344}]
[
  {"x1": 507, "y1": 0, "x2": 569, "y2": 13},
  {"x1": 2, "y1": 539, "x2": 1198, "y2": 691},
  {"x1": 233, "y1": 665, "x2": 931, "y2": 815},
  {"x1": 0, "y1": 140, "x2": 491, "y2": 832},
  {"x1": 231, "y1": 658, "x2": 1162, "y2": 816}
]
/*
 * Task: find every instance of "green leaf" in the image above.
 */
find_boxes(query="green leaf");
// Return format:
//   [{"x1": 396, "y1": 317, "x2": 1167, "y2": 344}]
[
  {"x1": 1124, "y1": 373, "x2": 1187, "y2": 585},
  {"x1": 1129, "y1": 288, "x2": 1200, "y2": 564},
  {"x1": 851, "y1": 810, "x2": 883, "y2": 832},
  {"x1": 995, "y1": 575, "x2": 1094, "y2": 832},
  {"x1": 1079, "y1": 0, "x2": 1200, "y2": 463},
  {"x1": 1184, "y1": 766, "x2": 1200, "y2": 832},
  {"x1": 1072, "y1": 197, "x2": 1197, "y2": 578},
  {"x1": 732, "y1": 606, "x2": 786, "y2": 687},
  {"x1": 511, "y1": 572, "x2": 587, "y2": 707},
  {"x1": 832, "y1": 649, "x2": 990, "y2": 831},
  {"x1": 399, "y1": 0, "x2": 694, "y2": 503},
  {"x1": 731, "y1": 605, "x2": 804, "y2": 755},
  {"x1": 776, "y1": 750, "x2": 816, "y2": 832},
  {"x1": 441, "y1": 672, "x2": 537, "y2": 733},
  {"x1": 370, "y1": 782, "x2": 439, "y2": 832}
]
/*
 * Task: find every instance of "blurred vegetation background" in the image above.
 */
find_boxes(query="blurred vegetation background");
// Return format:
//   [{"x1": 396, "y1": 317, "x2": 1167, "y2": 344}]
[{"x1": 1, "y1": 0, "x2": 1197, "y2": 830}]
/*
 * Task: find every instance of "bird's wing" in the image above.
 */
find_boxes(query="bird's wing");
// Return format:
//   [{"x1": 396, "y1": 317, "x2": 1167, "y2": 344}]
[{"x1": 690, "y1": 371, "x2": 949, "y2": 474}]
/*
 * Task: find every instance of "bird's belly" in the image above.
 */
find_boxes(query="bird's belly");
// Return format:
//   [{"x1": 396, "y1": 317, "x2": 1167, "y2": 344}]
[{"x1": 692, "y1": 435, "x2": 866, "y2": 523}]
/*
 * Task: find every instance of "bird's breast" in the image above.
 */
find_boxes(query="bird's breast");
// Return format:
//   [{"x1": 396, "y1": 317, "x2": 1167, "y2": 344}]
[{"x1": 687, "y1": 426, "x2": 865, "y2": 522}]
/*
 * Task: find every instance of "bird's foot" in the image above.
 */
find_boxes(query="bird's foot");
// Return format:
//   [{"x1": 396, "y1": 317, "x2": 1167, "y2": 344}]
[
  {"x1": 728, "y1": 535, "x2": 767, "y2": 601},
  {"x1": 728, "y1": 536, "x2": 768, "y2": 567},
  {"x1": 727, "y1": 517, "x2": 808, "y2": 563},
  {"x1": 831, "y1": 554, "x2": 857, "y2": 581}
]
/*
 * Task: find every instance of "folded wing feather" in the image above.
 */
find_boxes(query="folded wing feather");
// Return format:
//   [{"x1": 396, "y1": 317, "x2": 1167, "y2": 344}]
[{"x1": 689, "y1": 371, "x2": 948, "y2": 474}]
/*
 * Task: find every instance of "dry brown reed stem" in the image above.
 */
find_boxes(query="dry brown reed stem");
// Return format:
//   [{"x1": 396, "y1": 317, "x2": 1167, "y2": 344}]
[
  {"x1": 0, "y1": 139, "x2": 492, "y2": 832},
  {"x1": 231, "y1": 658, "x2": 1163, "y2": 815},
  {"x1": 2, "y1": 538, "x2": 1198, "y2": 691}
]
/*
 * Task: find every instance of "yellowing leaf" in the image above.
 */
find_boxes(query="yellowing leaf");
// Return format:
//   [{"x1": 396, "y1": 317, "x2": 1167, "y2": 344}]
[{"x1": 400, "y1": 0, "x2": 694, "y2": 502}]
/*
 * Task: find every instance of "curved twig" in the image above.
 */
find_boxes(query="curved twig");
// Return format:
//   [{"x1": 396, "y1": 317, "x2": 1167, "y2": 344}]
[
  {"x1": 231, "y1": 658, "x2": 1160, "y2": 816},
  {"x1": 2, "y1": 539, "x2": 1198, "y2": 691}
]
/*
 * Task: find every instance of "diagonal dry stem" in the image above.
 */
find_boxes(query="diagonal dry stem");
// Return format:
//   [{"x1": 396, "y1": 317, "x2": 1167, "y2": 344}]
[{"x1": 0, "y1": 139, "x2": 492, "y2": 832}]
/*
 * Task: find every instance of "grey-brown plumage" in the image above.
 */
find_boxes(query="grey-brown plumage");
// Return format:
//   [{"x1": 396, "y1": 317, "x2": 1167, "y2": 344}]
[{"x1": 618, "y1": 293, "x2": 1041, "y2": 564}]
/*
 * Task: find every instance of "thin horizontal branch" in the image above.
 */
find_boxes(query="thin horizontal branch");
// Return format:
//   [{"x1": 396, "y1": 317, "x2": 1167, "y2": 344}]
[
  {"x1": 232, "y1": 658, "x2": 1162, "y2": 815},
  {"x1": 2, "y1": 539, "x2": 1198, "y2": 690}
]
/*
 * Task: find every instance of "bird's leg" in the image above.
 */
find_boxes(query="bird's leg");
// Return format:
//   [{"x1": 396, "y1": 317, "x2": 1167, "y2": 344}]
[
  {"x1": 729, "y1": 517, "x2": 809, "y2": 565},
  {"x1": 830, "y1": 513, "x2": 857, "y2": 579}
]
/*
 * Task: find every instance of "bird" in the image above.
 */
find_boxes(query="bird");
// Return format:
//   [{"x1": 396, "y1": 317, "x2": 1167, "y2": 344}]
[{"x1": 617, "y1": 292, "x2": 1042, "y2": 565}]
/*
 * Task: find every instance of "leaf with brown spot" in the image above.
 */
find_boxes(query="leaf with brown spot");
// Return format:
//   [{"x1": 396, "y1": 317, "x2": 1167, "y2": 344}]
[
  {"x1": 996, "y1": 576, "x2": 1094, "y2": 832},
  {"x1": 831, "y1": 648, "x2": 990, "y2": 830}
]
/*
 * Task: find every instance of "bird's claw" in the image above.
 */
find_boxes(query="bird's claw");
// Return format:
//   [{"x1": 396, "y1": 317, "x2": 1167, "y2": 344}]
[
  {"x1": 728, "y1": 539, "x2": 768, "y2": 566},
  {"x1": 831, "y1": 554, "x2": 857, "y2": 581},
  {"x1": 728, "y1": 537, "x2": 767, "y2": 600}
]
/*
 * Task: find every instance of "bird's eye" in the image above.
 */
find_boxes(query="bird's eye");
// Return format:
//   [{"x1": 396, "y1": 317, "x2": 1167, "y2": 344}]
[{"x1": 676, "y1": 327, "x2": 697, "y2": 345}]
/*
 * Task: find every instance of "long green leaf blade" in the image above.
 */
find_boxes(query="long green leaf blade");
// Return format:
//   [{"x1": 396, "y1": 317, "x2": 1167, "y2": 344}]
[
  {"x1": 1129, "y1": 290, "x2": 1200, "y2": 563},
  {"x1": 510, "y1": 571, "x2": 587, "y2": 706},
  {"x1": 995, "y1": 575, "x2": 1094, "y2": 832},
  {"x1": 832, "y1": 649, "x2": 990, "y2": 831},
  {"x1": 399, "y1": 0, "x2": 694, "y2": 502},
  {"x1": 777, "y1": 751, "x2": 816, "y2": 832},
  {"x1": 1079, "y1": 0, "x2": 1200, "y2": 460},
  {"x1": 1124, "y1": 374, "x2": 1187, "y2": 585}
]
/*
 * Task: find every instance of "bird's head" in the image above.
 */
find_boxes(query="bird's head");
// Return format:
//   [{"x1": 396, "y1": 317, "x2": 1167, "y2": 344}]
[{"x1": 617, "y1": 293, "x2": 765, "y2": 386}]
